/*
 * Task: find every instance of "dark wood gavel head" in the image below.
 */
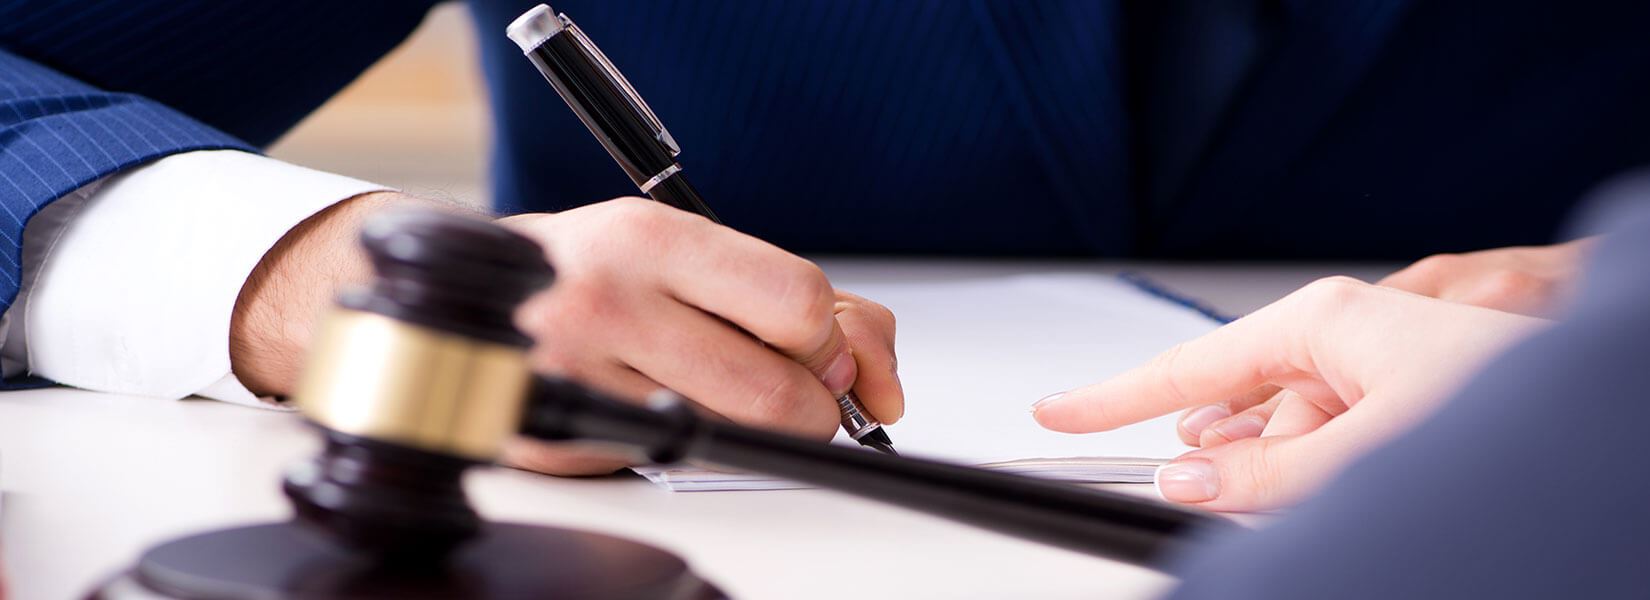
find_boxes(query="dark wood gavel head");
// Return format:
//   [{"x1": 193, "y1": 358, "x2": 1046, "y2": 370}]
[
  {"x1": 92, "y1": 209, "x2": 723, "y2": 600},
  {"x1": 283, "y1": 209, "x2": 554, "y2": 557},
  {"x1": 92, "y1": 208, "x2": 1208, "y2": 599}
]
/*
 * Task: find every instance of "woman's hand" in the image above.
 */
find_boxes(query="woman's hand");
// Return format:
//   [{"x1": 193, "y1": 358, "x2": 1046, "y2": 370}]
[
  {"x1": 1168, "y1": 239, "x2": 1594, "y2": 453},
  {"x1": 1032, "y1": 277, "x2": 1544, "y2": 511},
  {"x1": 1378, "y1": 239, "x2": 1595, "y2": 318}
]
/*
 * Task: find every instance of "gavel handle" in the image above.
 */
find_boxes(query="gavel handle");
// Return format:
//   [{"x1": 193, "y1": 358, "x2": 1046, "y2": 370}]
[{"x1": 521, "y1": 377, "x2": 1234, "y2": 569}]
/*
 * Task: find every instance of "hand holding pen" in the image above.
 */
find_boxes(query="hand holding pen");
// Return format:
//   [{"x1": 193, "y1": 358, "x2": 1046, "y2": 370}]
[{"x1": 506, "y1": 4, "x2": 901, "y2": 455}]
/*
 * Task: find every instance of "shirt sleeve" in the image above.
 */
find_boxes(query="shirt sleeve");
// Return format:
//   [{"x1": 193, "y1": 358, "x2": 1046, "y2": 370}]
[{"x1": 1, "y1": 149, "x2": 389, "y2": 408}]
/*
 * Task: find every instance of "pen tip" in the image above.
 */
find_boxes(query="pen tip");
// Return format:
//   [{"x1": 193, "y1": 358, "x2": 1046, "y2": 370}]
[
  {"x1": 859, "y1": 428, "x2": 898, "y2": 456},
  {"x1": 863, "y1": 440, "x2": 899, "y2": 456},
  {"x1": 861, "y1": 427, "x2": 894, "y2": 445}
]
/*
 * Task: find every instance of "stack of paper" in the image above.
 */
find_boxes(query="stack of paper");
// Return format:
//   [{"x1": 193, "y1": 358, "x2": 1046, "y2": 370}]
[
  {"x1": 636, "y1": 456, "x2": 1168, "y2": 492},
  {"x1": 634, "y1": 273, "x2": 1223, "y2": 492}
]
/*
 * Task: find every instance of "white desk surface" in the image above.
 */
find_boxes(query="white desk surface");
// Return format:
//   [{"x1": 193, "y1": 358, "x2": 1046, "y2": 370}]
[{"x1": 0, "y1": 260, "x2": 1394, "y2": 600}]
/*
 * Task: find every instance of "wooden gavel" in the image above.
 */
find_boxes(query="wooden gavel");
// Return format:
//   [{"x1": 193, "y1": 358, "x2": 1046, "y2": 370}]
[{"x1": 94, "y1": 210, "x2": 1229, "y2": 600}]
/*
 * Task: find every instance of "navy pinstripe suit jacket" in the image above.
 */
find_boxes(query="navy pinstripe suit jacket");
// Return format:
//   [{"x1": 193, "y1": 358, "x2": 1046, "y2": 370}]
[
  {"x1": 8, "y1": 4, "x2": 1650, "y2": 597},
  {"x1": 5, "y1": 0, "x2": 1650, "y2": 319}
]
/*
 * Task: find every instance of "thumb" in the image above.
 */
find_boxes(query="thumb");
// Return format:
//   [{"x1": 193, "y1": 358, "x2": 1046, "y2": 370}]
[
  {"x1": 1153, "y1": 434, "x2": 1344, "y2": 512},
  {"x1": 792, "y1": 320, "x2": 858, "y2": 397}
]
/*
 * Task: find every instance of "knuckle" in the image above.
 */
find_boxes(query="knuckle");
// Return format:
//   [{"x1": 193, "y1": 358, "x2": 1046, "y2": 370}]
[
  {"x1": 1240, "y1": 439, "x2": 1288, "y2": 502},
  {"x1": 526, "y1": 342, "x2": 578, "y2": 373},
  {"x1": 1409, "y1": 253, "x2": 1461, "y2": 277},
  {"x1": 769, "y1": 260, "x2": 836, "y2": 346},
  {"x1": 872, "y1": 302, "x2": 897, "y2": 331},
  {"x1": 1295, "y1": 276, "x2": 1370, "y2": 311},
  {"x1": 605, "y1": 197, "x2": 682, "y2": 240},
  {"x1": 535, "y1": 280, "x2": 622, "y2": 333},
  {"x1": 602, "y1": 195, "x2": 656, "y2": 214},
  {"x1": 743, "y1": 375, "x2": 803, "y2": 428},
  {"x1": 742, "y1": 374, "x2": 835, "y2": 439},
  {"x1": 842, "y1": 294, "x2": 898, "y2": 335},
  {"x1": 1286, "y1": 277, "x2": 1374, "y2": 351},
  {"x1": 525, "y1": 337, "x2": 609, "y2": 381},
  {"x1": 513, "y1": 292, "x2": 556, "y2": 335},
  {"x1": 1476, "y1": 270, "x2": 1545, "y2": 300}
]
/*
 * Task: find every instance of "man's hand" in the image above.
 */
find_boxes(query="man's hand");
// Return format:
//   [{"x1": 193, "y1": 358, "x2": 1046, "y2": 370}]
[
  {"x1": 497, "y1": 199, "x2": 900, "y2": 474},
  {"x1": 1169, "y1": 239, "x2": 1595, "y2": 450},
  {"x1": 230, "y1": 194, "x2": 902, "y2": 476},
  {"x1": 1032, "y1": 277, "x2": 1543, "y2": 511}
]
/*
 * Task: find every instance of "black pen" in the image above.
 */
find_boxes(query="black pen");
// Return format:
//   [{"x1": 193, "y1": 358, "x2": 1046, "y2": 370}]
[{"x1": 506, "y1": 4, "x2": 897, "y2": 456}]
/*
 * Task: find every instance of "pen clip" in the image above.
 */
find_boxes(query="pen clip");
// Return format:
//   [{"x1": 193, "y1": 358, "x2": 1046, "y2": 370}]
[{"x1": 561, "y1": 16, "x2": 681, "y2": 157}]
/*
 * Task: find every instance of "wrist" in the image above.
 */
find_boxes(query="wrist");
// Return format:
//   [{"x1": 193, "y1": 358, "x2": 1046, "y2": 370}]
[{"x1": 229, "y1": 191, "x2": 435, "y2": 396}]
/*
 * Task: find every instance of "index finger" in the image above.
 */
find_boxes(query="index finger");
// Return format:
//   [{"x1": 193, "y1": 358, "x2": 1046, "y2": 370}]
[
  {"x1": 1032, "y1": 283, "x2": 1330, "y2": 434},
  {"x1": 656, "y1": 213, "x2": 843, "y2": 360}
]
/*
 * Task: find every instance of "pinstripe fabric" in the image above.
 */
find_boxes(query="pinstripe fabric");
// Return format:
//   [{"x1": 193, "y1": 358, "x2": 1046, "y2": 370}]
[
  {"x1": 472, "y1": 0, "x2": 1650, "y2": 260},
  {"x1": 0, "y1": 49, "x2": 253, "y2": 314},
  {"x1": 2, "y1": 0, "x2": 1650, "y2": 284},
  {"x1": 0, "y1": 0, "x2": 438, "y2": 316},
  {"x1": 1157, "y1": 0, "x2": 1650, "y2": 258},
  {"x1": 478, "y1": 0, "x2": 1135, "y2": 255}
]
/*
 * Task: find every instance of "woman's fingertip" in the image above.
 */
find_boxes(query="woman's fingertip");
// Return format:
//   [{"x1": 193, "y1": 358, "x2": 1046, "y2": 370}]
[
  {"x1": 1031, "y1": 391, "x2": 1085, "y2": 431},
  {"x1": 1205, "y1": 414, "x2": 1266, "y2": 445},
  {"x1": 1178, "y1": 404, "x2": 1231, "y2": 439},
  {"x1": 1155, "y1": 459, "x2": 1221, "y2": 503},
  {"x1": 1030, "y1": 391, "x2": 1067, "y2": 413}
]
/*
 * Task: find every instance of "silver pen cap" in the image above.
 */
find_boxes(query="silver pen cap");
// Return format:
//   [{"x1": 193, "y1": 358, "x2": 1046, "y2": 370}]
[{"x1": 505, "y1": 4, "x2": 565, "y2": 53}]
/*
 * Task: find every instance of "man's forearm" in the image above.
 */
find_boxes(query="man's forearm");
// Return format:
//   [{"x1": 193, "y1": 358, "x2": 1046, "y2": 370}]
[
  {"x1": 229, "y1": 191, "x2": 431, "y2": 396},
  {"x1": 14, "y1": 151, "x2": 394, "y2": 403}
]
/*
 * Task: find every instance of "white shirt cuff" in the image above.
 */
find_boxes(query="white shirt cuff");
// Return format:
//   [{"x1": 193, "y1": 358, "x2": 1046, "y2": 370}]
[{"x1": 8, "y1": 150, "x2": 389, "y2": 407}]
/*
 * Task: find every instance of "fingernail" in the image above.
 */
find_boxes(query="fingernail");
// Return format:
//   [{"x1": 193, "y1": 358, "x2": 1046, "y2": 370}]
[
  {"x1": 1156, "y1": 459, "x2": 1221, "y2": 503},
  {"x1": 1030, "y1": 391, "x2": 1066, "y2": 413},
  {"x1": 1207, "y1": 415, "x2": 1266, "y2": 443},
  {"x1": 820, "y1": 351, "x2": 857, "y2": 396},
  {"x1": 1178, "y1": 405, "x2": 1230, "y2": 438}
]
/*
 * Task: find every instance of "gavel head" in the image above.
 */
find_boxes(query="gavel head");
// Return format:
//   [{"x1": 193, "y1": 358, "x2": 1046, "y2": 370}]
[{"x1": 281, "y1": 209, "x2": 554, "y2": 557}]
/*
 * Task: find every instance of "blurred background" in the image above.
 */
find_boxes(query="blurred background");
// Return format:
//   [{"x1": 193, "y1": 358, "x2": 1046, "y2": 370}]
[{"x1": 267, "y1": 4, "x2": 491, "y2": 208}]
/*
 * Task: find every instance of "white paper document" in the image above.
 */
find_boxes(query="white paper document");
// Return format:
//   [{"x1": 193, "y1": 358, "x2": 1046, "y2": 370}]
[{"x1": 634, "y1": 273, "x2": 1223, "y2": 492}]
